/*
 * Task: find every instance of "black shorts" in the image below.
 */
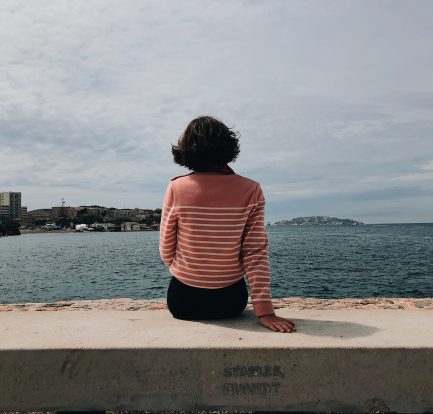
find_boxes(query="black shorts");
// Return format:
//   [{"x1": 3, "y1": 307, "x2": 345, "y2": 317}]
[{"x1": 166, "y1": 276, "x2": 249, "y2": 320}]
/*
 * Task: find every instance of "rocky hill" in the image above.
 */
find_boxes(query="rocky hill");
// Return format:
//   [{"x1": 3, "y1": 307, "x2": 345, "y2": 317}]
[{"x1": 274, "y1": 216, "x2": 364, "y2": 226}]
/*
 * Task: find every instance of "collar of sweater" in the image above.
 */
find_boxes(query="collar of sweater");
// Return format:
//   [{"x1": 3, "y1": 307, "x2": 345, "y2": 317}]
[{"x1": 192, "y1": 164, "x2": 235, "y2": 175}]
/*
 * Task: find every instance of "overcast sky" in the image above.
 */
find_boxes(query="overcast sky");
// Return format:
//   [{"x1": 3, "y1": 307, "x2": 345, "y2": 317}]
[{"x1": 1, "y1": 0, "x2": 433, "y2": 224}]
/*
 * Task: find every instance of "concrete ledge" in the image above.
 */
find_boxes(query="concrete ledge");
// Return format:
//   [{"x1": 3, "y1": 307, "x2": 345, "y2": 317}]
[{"x1": 1, "y1": 302, "x2": 433, "y2": 413}]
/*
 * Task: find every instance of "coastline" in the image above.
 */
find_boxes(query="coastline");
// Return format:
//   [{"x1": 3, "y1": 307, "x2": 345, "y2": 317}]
[{"x1": 1, "y1": 296, "x2": 432, "y2": 312}]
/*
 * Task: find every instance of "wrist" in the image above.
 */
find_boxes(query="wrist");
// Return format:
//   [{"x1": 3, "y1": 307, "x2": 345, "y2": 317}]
[
  {"x1": 259, "y1": 313, "x2": 275, "y2": 319},
  {"x1": 254, "y1": 301, "x2": 275, "y2": 318}
]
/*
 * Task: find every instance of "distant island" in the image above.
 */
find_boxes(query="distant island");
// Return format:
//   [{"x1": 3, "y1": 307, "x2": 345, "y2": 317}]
[{"x1": 273, "y1": 216, "x2": 364, "y2": 226}]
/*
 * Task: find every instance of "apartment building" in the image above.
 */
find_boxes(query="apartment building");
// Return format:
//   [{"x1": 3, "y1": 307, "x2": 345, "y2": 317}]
[{"x1": 0, "y1": 191, "x2": 22, "y2": 220}]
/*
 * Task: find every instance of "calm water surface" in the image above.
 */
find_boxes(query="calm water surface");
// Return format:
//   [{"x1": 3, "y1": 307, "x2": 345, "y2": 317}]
[{"x1": 1, "y1": 224, "x2": 432, "y2": 303}]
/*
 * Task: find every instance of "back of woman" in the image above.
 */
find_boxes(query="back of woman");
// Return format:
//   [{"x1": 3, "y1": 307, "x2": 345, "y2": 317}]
[{"x1": 159, "y1": 116, "x2": 296, "y2": 333}]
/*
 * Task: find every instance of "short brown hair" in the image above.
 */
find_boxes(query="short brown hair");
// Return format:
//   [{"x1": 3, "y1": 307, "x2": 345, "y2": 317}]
[{"x1": 171, "y1": 116, "x2": 240, "y2": 172}]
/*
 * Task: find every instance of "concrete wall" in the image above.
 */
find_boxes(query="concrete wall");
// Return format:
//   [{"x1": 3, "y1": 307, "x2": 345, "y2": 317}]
[
  {"x1": 2, "y1": 348, "x2": 433, "y2": 412},
  {"x1": 1, "y1": 307, "x2": 433, "y2": 412}
]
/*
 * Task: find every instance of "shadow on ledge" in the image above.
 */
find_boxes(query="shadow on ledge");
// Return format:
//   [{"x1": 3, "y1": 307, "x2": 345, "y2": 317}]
[{"x1": 192, "y1": 309, "x2": 380, "y2": 338}]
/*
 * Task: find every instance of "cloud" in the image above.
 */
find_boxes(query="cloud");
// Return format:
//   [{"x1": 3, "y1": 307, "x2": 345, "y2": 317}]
[{"x1": 1, "y1": 0, "x2": 433, "y2": 223}]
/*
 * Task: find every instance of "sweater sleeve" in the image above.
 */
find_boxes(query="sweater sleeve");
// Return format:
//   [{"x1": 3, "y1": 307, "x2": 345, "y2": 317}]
[
  {"x1": 159, "y1": 181, "x2": 178, "y2": 268},
  {"x1": 241, "y1": 183, "x2": 275, "y2": 317}
]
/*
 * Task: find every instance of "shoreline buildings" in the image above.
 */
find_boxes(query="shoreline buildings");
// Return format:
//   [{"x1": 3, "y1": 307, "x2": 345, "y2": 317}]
[
  {"x1": 0, "y1": 191, "x2": 27, "y2": 221},
  {"x1": 1, "y1": 191, "x2": 161, "y2": 232}
]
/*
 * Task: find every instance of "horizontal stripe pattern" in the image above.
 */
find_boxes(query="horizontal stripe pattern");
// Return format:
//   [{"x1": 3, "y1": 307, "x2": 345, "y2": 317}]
[{"x1": 159, "y1": 177, "x2": 275, "y2": 317}]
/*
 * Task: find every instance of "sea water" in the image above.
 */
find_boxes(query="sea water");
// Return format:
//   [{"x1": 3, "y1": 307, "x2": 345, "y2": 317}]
[{"x1": 0, "y1": 224, "x2": 432, "y2": 304}]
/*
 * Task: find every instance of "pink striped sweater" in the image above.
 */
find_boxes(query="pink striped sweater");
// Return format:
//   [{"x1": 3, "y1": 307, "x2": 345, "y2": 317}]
[{"x1": 159, "y1": 171, "x2": 275, "y2": 317}]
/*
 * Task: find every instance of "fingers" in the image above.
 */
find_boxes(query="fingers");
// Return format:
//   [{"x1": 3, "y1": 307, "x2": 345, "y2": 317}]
[
  {"x1": 267, "y1": 322, "x2": 278, "y2": 332},
  {"x1": 271, "y1": 322, "x2": 283, "y2": 332},
  {"x1": 260, "y1": 320, "x2": 278, "y2": 332},
  {"x1": 273, "y1": 317, "x2": 296, "y2": 332},
  {"x1": 261, "y1": 320, "x2": 296, "y2": 333},
  {"x1": 272, "y1": 321, "x2": 295, "y2": 333},
  {"x1": 281, "y1": 318, "x2": 296, "y2": 331}
]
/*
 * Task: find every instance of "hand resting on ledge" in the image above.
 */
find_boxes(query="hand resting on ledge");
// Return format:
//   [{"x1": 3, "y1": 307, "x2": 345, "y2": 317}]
[{"x1": 259, "y1": 314, "x2": 296, "y2": 332}]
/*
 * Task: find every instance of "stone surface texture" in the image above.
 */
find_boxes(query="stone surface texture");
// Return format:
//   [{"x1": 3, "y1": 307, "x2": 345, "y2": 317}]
[
  {"x1": 1, "y1": 297, "x2": 433, "y2": 413},
  {"x1": 1, "y1": 296, "x2": 432, "y2": 312}
]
